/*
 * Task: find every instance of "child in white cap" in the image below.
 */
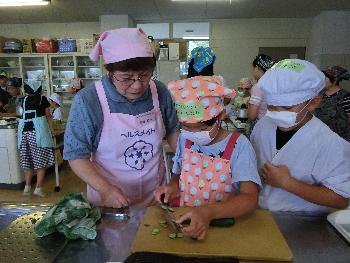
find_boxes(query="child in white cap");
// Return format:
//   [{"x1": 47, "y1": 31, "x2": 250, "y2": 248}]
[
  {"x1": 251, "y1": 59, "x2": 350, "y2": 213},
  {"x1": 49, "y1": 93, "x2": 63, "y2": 121}
]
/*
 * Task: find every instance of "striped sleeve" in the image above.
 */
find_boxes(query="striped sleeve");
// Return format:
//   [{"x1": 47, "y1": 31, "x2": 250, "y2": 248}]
[
  {"x1": 341, "y1": 93, "x2": 350, "y2": 114},
  {"x1": 249, "y1": 84, "x2": 264, "y2": 106}
]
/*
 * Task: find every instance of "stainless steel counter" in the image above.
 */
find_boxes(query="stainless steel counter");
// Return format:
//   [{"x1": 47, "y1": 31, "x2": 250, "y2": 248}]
[{"x1": 0, "y1": 204, "x2": 349, "y2": 263}]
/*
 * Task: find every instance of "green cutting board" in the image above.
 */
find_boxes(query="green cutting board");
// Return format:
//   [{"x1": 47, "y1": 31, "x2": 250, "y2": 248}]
[{"x1": 132, "y1": 206, "x2": 293, "y2": 262}]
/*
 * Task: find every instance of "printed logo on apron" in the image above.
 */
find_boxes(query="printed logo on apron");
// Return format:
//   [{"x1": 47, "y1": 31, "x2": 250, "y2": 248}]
[{"x1": 124, "y1": 140, "x2": 154, "y2": 170}]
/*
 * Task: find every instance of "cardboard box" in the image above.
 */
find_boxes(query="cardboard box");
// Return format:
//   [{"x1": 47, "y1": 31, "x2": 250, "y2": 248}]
[
  {"x1": 159, "y1": 47, "x2": 169, "y2": 61},
  {"x1": 164, "y1": 39, "x2": 188, "y2": 61},
  {"x1": 92, "y1": 34, "x2": 100, "y2": 46},
  {"x1": 168, "y1": 43, "x2": 179, "y2": 60},
  {"x1": 77, "y1": 39, "x2": 94, "y2": 54}
]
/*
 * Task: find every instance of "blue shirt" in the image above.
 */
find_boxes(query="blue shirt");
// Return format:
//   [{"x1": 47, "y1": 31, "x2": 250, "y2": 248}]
[
  {"x1": 63, "y1": 75, "x2": 179, "y2": 160},
  {"x1": 172, "y1": 133, "x2": 262, "y2": 192}
]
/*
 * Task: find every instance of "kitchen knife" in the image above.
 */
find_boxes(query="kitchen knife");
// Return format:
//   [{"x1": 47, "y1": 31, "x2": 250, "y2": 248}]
[
  {"x1": 99, "y1": 206, "x2": 130, "y2": 220},
  {"x1": 160, "y1": 194, "x2": 182, "y2": 233}
]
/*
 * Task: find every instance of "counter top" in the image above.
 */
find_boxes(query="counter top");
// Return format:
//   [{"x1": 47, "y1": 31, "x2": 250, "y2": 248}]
[{"x1": 0, "y1": 204, "x2": 349, "y2": 263}]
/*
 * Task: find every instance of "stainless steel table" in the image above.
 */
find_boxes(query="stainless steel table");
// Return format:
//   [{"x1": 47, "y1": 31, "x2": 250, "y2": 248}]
[{"x1": 0, "y1": 204, "x2": 349, "y2": 263}]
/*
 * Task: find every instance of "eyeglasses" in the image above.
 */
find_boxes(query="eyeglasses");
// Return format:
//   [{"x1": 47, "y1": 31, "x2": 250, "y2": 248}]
[{"x1": 111, "y1": 72, "x2": 153, "y2": 86}]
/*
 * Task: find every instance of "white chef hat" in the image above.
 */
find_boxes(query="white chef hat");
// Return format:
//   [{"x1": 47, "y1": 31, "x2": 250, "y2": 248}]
[
  {"x1": 49, "y1": 93, "x2": 62, "y2": 107},
  {"x1": 258, "y1": 59, "x2": 325, "y2": 106}
]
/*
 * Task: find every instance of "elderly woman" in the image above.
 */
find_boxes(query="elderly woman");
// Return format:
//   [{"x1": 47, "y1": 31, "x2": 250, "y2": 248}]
[
  {"x1": 226, "y1": 78, "x2": 254, "y2": 119},
  {"x1": 315, "y1": 66, "x2": 350, "y2": 142},
  {"x1": 64, "y1": 28, "x2": 179, "y2": 208}
]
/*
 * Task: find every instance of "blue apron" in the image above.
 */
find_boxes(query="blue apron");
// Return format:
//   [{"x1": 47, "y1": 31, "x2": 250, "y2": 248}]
[{"x1": 18, "y1": 96, "x2": 54, "y2": 149}]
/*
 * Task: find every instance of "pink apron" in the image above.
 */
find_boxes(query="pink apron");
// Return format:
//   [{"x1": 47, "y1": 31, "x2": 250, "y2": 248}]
[
  {"x1": 179, "y1": 132, "x2": 240, "y2": 207},
  {"x1": 88, "y1": 80, "x2": 166, "y2": 207}
]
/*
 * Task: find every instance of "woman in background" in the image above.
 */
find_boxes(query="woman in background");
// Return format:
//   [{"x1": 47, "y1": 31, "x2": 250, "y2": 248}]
[
  {"x1": 248, "y1": 54, "x2": 275, "y2": 122},
  {"x1": 187, "y1": 47, "x2": 226, "y2": 86},
  {"x1": 3, "y1": 77, "x2": 22, "y2": 116},
  {"x1": 315, "y1": 66, "x2": 350, "y2": 142},
  {"x1": 19, "y1": 80, "x2": 55, "y2": 197},
  {"x1": 226, "y1": 77, "x2": 254, "y2": 118}
]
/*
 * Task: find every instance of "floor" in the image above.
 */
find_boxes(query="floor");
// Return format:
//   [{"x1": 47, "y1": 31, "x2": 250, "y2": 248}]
[{"x1": 0, "y1": 162, "x2": 86, "y2": 204}]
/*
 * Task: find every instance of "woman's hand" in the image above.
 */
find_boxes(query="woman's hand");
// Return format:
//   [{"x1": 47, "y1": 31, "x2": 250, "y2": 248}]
[
  {"x1": 154, "y1": 183, "x2": 179, "y2": 204},
  {"x1": 100, "y1": 185, "x2": 130, "y2": 208},
  {"x1": 176, "y1": 207, "x2": 211, "y2": 240}
]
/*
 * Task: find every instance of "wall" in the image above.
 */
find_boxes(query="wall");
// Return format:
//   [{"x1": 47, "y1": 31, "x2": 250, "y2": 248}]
[
  {"x1": 309, "y1": 11, "x2": 350, "y2": 69},
  {"x1": 210, "y1": 18, "x2": 312, "y2": 87},
  {"x1": 0, "y1": 22, "x2": 100, "y2": 39}
]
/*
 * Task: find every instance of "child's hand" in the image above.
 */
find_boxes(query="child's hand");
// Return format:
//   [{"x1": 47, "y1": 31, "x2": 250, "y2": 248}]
[
  {"x1": 154, "y1": 183, "x2": 178, "y2": 204},
  {"x1": 261, "y1": 162, "x2": 294, "y2": 189},
  {"x1": 176, "y1": 208, "x2": 211, "y2": 240}
]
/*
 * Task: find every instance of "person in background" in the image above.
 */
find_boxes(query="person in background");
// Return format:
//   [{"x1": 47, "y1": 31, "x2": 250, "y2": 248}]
[
  {"x1": 226, "y1": 77, "x2": 254, "y2": 118},
  {"x1": 4, "y1": 77, "x2": 22, "y2": 114},
  {"x1": 251, "y1": 59, "x2": 350, "y2": 213},
  {"x1": 315, "y1": 66, "x2": 350, "y2": 142},
  {"x1": 248, "y1": 54, "x2": 275, "y2": 122},
  {"x1": 187, "y1": 47, "x2": 225, "y2": 86},
  {"x1": 67, "y1": 78, "x2": 84, "y2": 94},
  {"x1": 0, "y1": 73, "x2": 9, "y2": 101},
  {"x1": 19, "y1": 80, "x2": 55, "y2": 197},
  {"x1": 154, "y1": 76, "x2": 260, "y2": 240},
  {"x1": 49, "y1": 92, "x2": 63, "y2": 121},
  {"x1": 64, "y1": 28, "x2": 179, "y2": 209},
  {"x1": 0, "y1": 94, "x2": 7, "y2": 113}
]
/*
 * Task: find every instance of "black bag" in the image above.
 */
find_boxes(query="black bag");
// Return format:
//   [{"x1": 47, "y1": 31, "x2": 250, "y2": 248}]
[{"x1": 3, "y1": 38, "x2": 22, "y2": 53}]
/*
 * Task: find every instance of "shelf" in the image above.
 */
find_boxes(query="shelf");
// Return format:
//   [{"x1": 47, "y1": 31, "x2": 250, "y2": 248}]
[
  {"x1": 23, "y1": 66, "x2": 45, "y2": 68},
  {"x1": 51, "y1": 66, "x2": 74, "y2": 68},
  {"x1": 80, "y1": 77, "x2": 101, "y2": 80},
  {"x1": 0, "y1": 67, "x2": 20, "y2": 69},
  {"x1": 77, "y1": 66, "x2": 100, "y2": 68}
]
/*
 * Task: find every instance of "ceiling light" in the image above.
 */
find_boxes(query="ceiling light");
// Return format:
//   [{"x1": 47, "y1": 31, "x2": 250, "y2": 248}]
[{"x1": 0, "y1": 0, "x2": 50, "y2": 7}]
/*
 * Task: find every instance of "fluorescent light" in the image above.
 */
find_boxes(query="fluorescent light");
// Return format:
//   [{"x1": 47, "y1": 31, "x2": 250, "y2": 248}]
[
  {"x1": 183, "y1": 36, "x2": 210, "y2": 40},
  {"x1": 0, "y1": 0, "x2": 50, "y2": 7}
]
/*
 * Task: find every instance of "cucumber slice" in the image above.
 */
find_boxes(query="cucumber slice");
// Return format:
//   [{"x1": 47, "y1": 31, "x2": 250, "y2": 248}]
[
  {"x1": 168, "y1": 233, "x2": 177, "y2": 239},
  {"x1": 151, "y1": 228, "x2": 160, "y2": 235}
]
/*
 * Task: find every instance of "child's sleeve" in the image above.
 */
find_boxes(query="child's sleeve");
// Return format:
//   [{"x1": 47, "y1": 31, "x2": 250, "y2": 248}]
[
  {"x1": 230, "y1": 135, "x2": 262, "y2": 192},
  {"x1": 313, "y1": 138, "x2": 350, "y2": 198},
  {"x1": 171, "y1": 134, "x2": 186, "y2": 175}
]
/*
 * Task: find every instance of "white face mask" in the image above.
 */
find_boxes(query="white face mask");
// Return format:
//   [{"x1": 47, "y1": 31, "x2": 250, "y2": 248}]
[
  {"x1": 237, "y1": 91, "x2": 245, "y2": 97},
  {"x1": 265, "y1": 101, "x2": 311, "y2": 129},
  {"x1": 181, "y1": 121, "x2": 219, "y2": 146}
]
